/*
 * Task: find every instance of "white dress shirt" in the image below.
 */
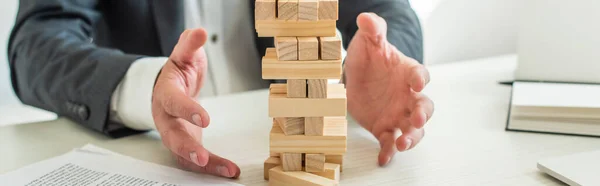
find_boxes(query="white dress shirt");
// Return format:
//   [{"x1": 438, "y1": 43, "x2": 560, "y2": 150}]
[{"x1": 111, "y1": 0, "x2": 345, "y2": 130}]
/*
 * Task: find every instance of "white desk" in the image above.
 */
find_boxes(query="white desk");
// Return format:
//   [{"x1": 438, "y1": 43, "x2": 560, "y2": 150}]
[
  {"x1": 0, "y1": 104, "x2": 56, "y2": 126},
  {"x1": 2, "y1": 55, "x2": 598, "y2": 186}
]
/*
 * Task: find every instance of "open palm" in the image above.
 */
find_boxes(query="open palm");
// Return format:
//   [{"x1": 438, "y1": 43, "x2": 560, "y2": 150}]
[{"x1": 345, "y1": 13, "x2": 434, "y2": 166}]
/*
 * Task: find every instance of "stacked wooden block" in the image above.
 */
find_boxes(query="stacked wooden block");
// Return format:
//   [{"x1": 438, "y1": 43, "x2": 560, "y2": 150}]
[{"x1": 256, "y1": 0, "x2": 346, "y2": 185}]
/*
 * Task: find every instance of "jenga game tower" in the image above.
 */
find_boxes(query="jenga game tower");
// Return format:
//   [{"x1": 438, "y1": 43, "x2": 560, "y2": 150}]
[{"x1": 255, "y1": 0, "x2": 345, "y2": 185}]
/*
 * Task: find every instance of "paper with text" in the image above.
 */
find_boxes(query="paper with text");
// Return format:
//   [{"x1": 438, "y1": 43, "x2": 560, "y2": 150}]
[{"x1": 0, "y1": 145, "x2": 242, "y2": 186}]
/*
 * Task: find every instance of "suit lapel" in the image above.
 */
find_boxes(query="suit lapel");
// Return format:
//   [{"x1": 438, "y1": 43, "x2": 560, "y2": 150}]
[{"x1": 150, "y1": 0, "x2": 184, "y2": 56}]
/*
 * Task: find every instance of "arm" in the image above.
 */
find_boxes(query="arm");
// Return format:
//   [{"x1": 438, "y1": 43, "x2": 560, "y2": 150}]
[
  {"x1": 8, "y1": 0, "x2": 142, "y2": 136},
  {"x1": 338, "y1": 0, "x2": 423, "y2": 63}
]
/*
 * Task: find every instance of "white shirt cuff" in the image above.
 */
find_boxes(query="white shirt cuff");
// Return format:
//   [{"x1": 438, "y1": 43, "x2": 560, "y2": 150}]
[{"x1": 111, "y1": 57, "x2": 168, "y2": 130}]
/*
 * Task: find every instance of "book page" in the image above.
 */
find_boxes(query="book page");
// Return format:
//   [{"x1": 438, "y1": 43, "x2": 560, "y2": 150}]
[
  {"x1": 512, "y1": 82, "x2": 600, "y2": 108},
  {"x1": 0, "y1": 146, "x2": 242, "y2": 186}
]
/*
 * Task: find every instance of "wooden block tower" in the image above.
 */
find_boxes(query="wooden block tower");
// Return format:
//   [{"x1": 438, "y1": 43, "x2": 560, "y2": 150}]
[{"x1": 256, "y1": 0, "x2": 345, "y2": 185}]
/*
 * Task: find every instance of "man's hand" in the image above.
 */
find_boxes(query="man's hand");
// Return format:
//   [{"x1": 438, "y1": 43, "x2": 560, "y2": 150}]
[
  {"x1": 345, "y1": 13, "x2": 434, "y2": 166},
  {"x1": 152, "y1": 28, "x2": 240, "y2": 178}
]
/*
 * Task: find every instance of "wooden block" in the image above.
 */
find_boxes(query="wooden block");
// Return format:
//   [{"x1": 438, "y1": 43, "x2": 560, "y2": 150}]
[
  {"x1": 299, "y1": 0, "x2": 319, "y2": 21},
  {"x1": 310, "y1": 163, "x2": 340, "y2": 181},
  {"x1": 269, "y1": 153, "x2": 344, "y2": 171},
  {"x1": 287, "y1": 79, "x2": 307, "y2": 98},
  {"x1": 325, "y1": 155, "x2": 343, "y2": 171},
  {"x1": 275, "y1": 37, "x2": 298, "y2": 61},
  {"x1": 282, "y1": 153, "x2": 303, "y2": 171},
  {"x1": 255, "y1": 0, "x2": 277, "y2": 20},
  {"x1": 305, "y1": 154, "x2": 326, "y2": 172},
  {"x1": 319, "y1": 36, "x2": 342, "y2": 60},
  {"x1": 318, "y1": 0, "x2": 339, "y2": 20},
  {"x1": 275, "y1": 117, "x2": 305, "y2": 135},
  {"x1": 270, "y1": 117, "x2": 347, "y2": 155},
  {"x1": 278, "y1": 0, "x2": 298, "y2": 21},
  {"x1": 305, "y1": 117, "x2": 325, "y2": 136},
  {"x1": 298, "y1": 37, "x2": 319, "y2": 61},
  {"x1": 269, "y1": 179, "x2": 291, "y2": 186},
  {"x1": 255, "y1": 20, "x2": 336, "y2": 37},
  {"x1": 308, "y1": 79, "x2": 327, "y2": 98},
  {"x1": 262, "y1": 48, "x2": 342, "y2": 80},
  {"x1": 265, "y1": 156, "x2": 281, "y2": 180},
  {"x1": 269, "y1": 166, "x2": 339, "y2": 186},
  {"x1": 269, "y1": 84, "x2": 346, "y2": 117}
]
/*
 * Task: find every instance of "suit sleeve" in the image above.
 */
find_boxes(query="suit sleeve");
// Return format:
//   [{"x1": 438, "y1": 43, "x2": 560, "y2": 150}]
[
  {"x1": 338, "y1": 0, "x2": 424, "y2": 63},
  {"x1": 8, "y1": 0, "x2": 145, "y2": 137}
]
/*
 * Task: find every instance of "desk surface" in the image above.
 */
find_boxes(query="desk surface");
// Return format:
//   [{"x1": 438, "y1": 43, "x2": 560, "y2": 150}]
[{"x1": 2, "y1": 55, "x2": 598, "y2": 186}]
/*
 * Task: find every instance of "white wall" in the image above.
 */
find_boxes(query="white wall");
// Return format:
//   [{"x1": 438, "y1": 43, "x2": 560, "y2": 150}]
[
  {"x1": 0, "y1": 1, "x2": 18, "y2": 105},
  {"x1": 420, "y1": 0, "x2": 519, "y2": 64}
]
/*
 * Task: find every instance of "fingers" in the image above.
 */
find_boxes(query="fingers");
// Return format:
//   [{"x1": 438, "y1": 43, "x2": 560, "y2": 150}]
[
  {"x1": 175, "y1": 151, "x2": 241, "y2": 178},
  {"x1": 410, "y1": 94, "x2": 434, "y2": 129},
  {"x1": 160, "y1": 86, "x2": 210, "y2": 128},
  {"x1": 172, "y1": 28, "x2": 208, "y2": 64},
  {"x1": 408, "y1": 65, "x2": 431, "y2": 92},
  {"x1": 356, "y1": 12, "x2": 388, "y2": 47},
  {"x1": 376, "y1": 131, "x2": 398, "y2": 166},
  {"x1": 159, "y1": 122, "x2": 210, "y2": 167},
  {"x1": 401, "y1": 56, "x2": 430, "y2": 92},
  {"x1": 396, "y1": 127, "x2": 425, "y2": 152}
]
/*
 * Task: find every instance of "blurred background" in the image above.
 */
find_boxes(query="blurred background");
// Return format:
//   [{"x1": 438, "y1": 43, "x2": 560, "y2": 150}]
[
  {"x1": 0, "y1": 1, "x2": 18, "y2": 106},
  {"x1": 0, "y1": 0, "x2": 518, "y2": 106}
]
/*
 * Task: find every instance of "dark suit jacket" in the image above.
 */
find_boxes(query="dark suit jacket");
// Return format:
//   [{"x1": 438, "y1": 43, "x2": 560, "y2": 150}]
[{"x1": 8, "y1": 0, "x2": 423, "y2": 137}]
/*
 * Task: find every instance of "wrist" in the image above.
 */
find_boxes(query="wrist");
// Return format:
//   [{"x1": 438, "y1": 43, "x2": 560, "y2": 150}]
[{"x1": 113, "y1": 57, "x2": 168, "y2": 130}]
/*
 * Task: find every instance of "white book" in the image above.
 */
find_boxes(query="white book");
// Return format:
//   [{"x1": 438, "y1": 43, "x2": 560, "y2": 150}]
[{"x1": 507, "y1": 82, "x2": 600, "y2": 136}]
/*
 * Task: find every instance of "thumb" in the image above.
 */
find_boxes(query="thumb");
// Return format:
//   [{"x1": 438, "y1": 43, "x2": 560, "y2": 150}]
[
  {"x1": 356, "y1": 13, "x2": 388, "y2": 47},
  {"x1": 171, "y1": 28, "x2": 208, "y2": 65}
]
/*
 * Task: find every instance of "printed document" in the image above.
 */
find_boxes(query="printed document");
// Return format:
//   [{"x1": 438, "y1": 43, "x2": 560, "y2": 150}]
[{"x1": 0, "y1": 144, "x2": 242, "y2": 186}]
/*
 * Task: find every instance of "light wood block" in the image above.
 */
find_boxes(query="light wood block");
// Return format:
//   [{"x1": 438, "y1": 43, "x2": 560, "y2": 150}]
[
  {"x1": 310, "y1": 163, "x2": 340, "y2": 181},
  {"x1": 264, "y1": 156, "x2": 281, "y2": 180},
  {"x1": 270, "y1": 117, "x2": 347, "y2": 155},
  {"x1": 278, "y1": 0, "x2": 299, "y2": 21},
  {"x1": 305, "y1": 117, "x2": 324, "y2": 136},
  {"x1": 319, "y1": 36, "x2": 342, "y2": 60},
  {"x1": 282, "y1": 153, "x2": 303, "y2": 171},
  {"x1": 275, "y1": 37, "x2": 298, "y2": 61},
  {"x1": 268, "y1": 153, "x2": 344, "y2": 171},
  {"x1": 318, "y1": 0, "x2": 339, "y2": 20},
  {"x1": 287, "y1": 79, "x2": 307, "y2": 98},
  {"x1": 308, "y1": 79, "x2": 327, "y2": 98},
  {"x1": 275, "y1": 117, "x2": 305, "y2": 135},
  {"x1": 305, "y1": 154, "x2": 326, "y2": 172},
  {"x1": 263, "y1": 48, "x2": 342, "y2": 80},
  {"x1": 299, "y1": 0, "x2": 319, "y2": 21},
  {"x1": 255, "y1": 0, "x2": 277, "y2": 20},
  {"x1": 298, "y1": 37, "x2": 319, "y2": 61},
  {"x1": 304, "y1": 79, "x2": 327, "y2": 136},
  {"x1": 325, "y1": 155, "x2": 343, "y2": 171},
  {"x1": 255, "y1": 20, "x2": 336, "y2": 37},
  {"x1": 269, "y1": 166, "x2": 339, "y2": 186},
  {"x1": 269, "y1": 84, "x2": 346, "y2": 117}
]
